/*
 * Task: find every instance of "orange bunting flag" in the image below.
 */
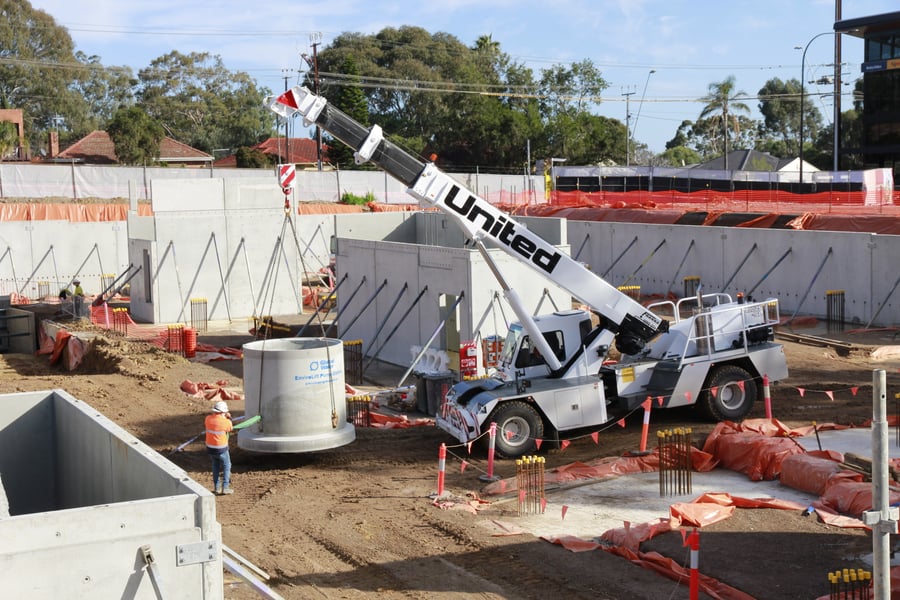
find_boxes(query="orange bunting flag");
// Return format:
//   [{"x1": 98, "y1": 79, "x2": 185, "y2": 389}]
[
  {"x1": 499, "y1": 480, "x2": 507, "y2": 492},
  {"x1": 519, "y1": 489, "x2": 526, "y2": 502},
  {"x1": 561, "y1": 505, "x2": 569, "y2": 520},
  {"x1": 535, "y1": 438, "x2": 543, "y2": 450},
  {"x1": 737, "y1": 380, "x2": 745, "y2": 392},
  {"x1": 657, "y1": 396, "x2": 664, "y2": 407},
  {"x1": 460, "y1": 460, "x2": 469, "y2": 473},
  {"x1": 798, "y1": 388, "x2": 806, "y2": 397},
  {"x1": 641, "y1": 397, "x2": 652, "y2": 411},
  {"x1": 825, "y1": 390, "x2": 834, "y2": 401},
  {"x1": 680, "y1": 529, "x2": 689, "y2": 545},
  {"x1": 590, "y1": 431, "x2": 599, "y2": 445},
  {"x1": 467, "y1": 441, "x2": 473, "y2": 454},
  {"x1": 506, "y1": 430, "x2": 515, "y2": 440},
  {"x1": 560, "y1": 440, "x2": 570, "y2": 451},
  {"x1": 541, "y1": 497, "x2": 547, "y2": 513},
  {"x1": 851, "y1": 387, "x2": 859, "y2": 396},
  {"x1": 617, "y1": 418, "x2": 626, "y2": 428},
  {"x1": 710, "y1": 386, "x2": 718, "y2": 398},
  {"x1": 684, "y1": 390, "x2": 692, "y2": 402}
]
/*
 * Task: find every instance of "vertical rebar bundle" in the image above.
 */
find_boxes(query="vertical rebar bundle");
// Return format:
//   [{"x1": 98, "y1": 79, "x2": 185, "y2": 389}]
[
  {"x1": 166, "y1": 324, "x2": 185, "y2": 356},
  {"x1": 190, "y1": 297, "x2": 208, "y2": 333},
  {"x1": 826, "y1": 289, "x2": 845, "y2": 333},
  {"x1": 658, "y1": 428, "x2": 693, "y2": 497},
  {"x1": 343, "y1": 340, "x2": 363, "y2": 385},
  {"x1": 828, "y1": 567, "x2": 871, "y2": 599},
  {"x1": 617, "y1": 285, "x2": 641, "y2": 301},
  {"x1": 37, "y1": 281, "x2": 49, "y2": 298},
  {"x1": 345, "y1": 394, "x2": 371, "y2": 427},
  {"x1": 516, "y1": 456, "x2": 545, "y2": 516},
  {"x1": 112, "y1": 307, "x2": 129, "y2": 336}
]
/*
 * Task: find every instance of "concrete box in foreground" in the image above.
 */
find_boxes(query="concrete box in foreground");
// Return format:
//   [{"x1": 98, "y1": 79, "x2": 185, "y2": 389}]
[{"x1": 0, "y1": 389, "x2": 223, "y2": 599}]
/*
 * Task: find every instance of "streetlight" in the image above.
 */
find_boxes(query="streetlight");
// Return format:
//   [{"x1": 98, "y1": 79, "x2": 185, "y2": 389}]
[
  {"x1": 631, "y1": 69, "x2": 656, "y2": 162},
  {"x1": 622, "y1": 88, "x2": 635, "y2": 166},
  {"x1": 796, "y1": 31, "x2": 834, "y2": 188}
]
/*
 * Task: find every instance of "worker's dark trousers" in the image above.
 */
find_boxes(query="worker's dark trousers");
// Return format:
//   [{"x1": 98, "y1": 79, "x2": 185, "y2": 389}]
[{"x1": 207, "y1": 447, "x2": 231, "y2": 490}]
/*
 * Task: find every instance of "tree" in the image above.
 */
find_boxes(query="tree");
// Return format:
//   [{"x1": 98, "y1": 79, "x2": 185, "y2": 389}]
[
  {"x1": 68, "y1": 52, "x2": 137, "y2": 135},
  {"x1": 137, "y1": 51, "x2": 272, "y2": 153},
  {"x1": 658, "y1": 145, "x2": 702, "y2": 167},
  {"x1": 756, "y1": 77, "x2": 822, "y2": 159},
  {"x1": 106, "y1": 106, "x2": 164, "y2": 166},
  {"x1": 234, "y1": 146, "x2": 271, "y2": 168},
  {"x1": 0, "y1": 0, "x2": 90, "y2": 151},
  {"x1": 325, "y1": 55, "x2": 370, "y2": 169},
  {"x1": 0, "y1": 120, "x2": 19, "y2": 160},
  {"x1": 698, "y1": 76, "x2": 751, "y2": 169},
  {"x1": 538, "y1": 60, "x2": 615, "y2": 163}
]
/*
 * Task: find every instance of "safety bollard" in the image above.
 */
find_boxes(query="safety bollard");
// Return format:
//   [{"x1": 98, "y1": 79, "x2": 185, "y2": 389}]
[
  {"x1": 688, "y1": 528, "x2": 700, "y2": 600},
  {"x1": 639, "y1": 398, "x2": 652, "y2": 452},
  {"x1": 436, "y1": 443, "x2": 446, "y2": 497},
  {"x1": 763, "y1": 374, "x2": 772, "y2": 419},
  {"x1": 479, "y1": 422, "x2": 500, "y2": 482}
]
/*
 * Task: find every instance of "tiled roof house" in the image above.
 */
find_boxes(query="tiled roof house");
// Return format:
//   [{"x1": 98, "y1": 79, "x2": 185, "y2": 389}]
[
  {"x1": 213, "y1": 137, "x2": 329, "y2": 169},
  {"x1": 54, "y1": 131, "x2": 213, "y2": 167}
]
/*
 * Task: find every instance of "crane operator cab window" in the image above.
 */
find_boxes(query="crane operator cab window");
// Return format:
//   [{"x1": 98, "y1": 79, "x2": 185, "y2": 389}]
[{"x1": 515, "y1": 331, "x2": 565, "y2": 369}]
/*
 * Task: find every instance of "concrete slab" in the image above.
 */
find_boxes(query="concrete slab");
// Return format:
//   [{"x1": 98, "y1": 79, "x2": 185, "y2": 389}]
[{"x1": 490, "y1": 426, "x2": 894, "y2": 541}]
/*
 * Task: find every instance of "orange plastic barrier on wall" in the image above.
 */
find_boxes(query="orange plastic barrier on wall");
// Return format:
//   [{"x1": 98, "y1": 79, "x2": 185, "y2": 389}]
[{"x1": 0, "y1": 203, "x2": 153, "y2": 222}]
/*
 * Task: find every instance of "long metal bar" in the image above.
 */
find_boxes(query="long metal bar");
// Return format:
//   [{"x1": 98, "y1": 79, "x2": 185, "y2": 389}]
[
  {"x1": 205, "y1": 233, "x2": 232, "y2": 323},
  {"x1": 0, "y1": 246, "x2": 17, "y2": 290},
  {"x1": 720, "y1": 242, "x2": 758, "y2": 293},
  {"x1": 665, "y1": 240, "x2": 695, "y2": 299},
  {"x1": 573, "y1": 233, "x2": 590, "y2": 262},
  {"x1": 746, "y1": 247, "x2": 792, "y2": 298},
  {"x1": 340, "y1": 278, "x2": 388, "y2": 337},
  {"x1": 398, "y1": 291, "x2": 465, "y2": 388},
  {"x1": 331, "y1": 275, "x2": 367, "y2": 324},
  {"x1": 364, "y1": 285, "x2": 428, "y2": 372},
  {"x1": 254, "y1": 217, "x2": 289, "y2": 316},
  {"x1": 789, "y1": 247, "x2": 832, "y2": 323},
  {"x1": 601, "y1": 235, "x2": 638, "y2": 279},
  {"x1": 222, "y1": 554, "x2": 285, "y2": 600},
  {"x1": 367, "y1": 282, "x2": 408, "y2": 351},
  {"x1": 176, "y1": 233, "x2": 218, "y2": 323},
  {"x1": 18, "y1": 245, "x2": 55, "y2": 295},
  {"x1": 620, "y1": 239, "x2": 666, "y2": 288},
  {"x1": 303, "y1": 272, "x2": 349, "y2": 330},
  {"x1": 867, "y1": 272, "x2": 900, "y2": 330}
]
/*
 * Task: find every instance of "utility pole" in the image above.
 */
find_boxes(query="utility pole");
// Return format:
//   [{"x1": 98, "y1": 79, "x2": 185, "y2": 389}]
[
  {"x1": 622, "y1": 88, "x2": 635, "y2": 167},
  {"x1": 310, "y1": 32, "x2": 323, "y2": 171}
]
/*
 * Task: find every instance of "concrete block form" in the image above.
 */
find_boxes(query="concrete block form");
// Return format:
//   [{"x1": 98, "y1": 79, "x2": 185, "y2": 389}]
[{"x1": 0, "y1": 389, "x2": 223, "y2": 599}]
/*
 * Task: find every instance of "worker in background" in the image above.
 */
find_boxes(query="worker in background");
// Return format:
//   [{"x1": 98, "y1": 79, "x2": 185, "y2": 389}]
[
  {"x1": 73, "y1": 279, "x2": 85, "y2": 318},
  {"x1": 204, "y1": 401, "x2": 260, "y2": 495}
]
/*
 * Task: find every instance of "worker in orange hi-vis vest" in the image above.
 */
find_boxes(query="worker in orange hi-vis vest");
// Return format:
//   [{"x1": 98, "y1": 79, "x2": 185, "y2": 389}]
[{"x1": 204, "y1": 401, "x2": 260, "y2": 495}]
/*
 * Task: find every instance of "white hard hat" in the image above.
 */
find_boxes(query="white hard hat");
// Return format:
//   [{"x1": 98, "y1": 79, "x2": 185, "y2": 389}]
[
  {"x1": 73, "y1": 279, "x2": 80, "y2": 284},
  {"x1": 213, "y1": 401, "x2": 228, "y2": 413}
]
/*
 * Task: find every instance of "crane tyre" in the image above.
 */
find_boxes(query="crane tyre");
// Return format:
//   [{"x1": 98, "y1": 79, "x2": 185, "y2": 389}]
[
  {"x1": 699, "y1": 365, "x2": 757, "y2": 422},
  {"x1": 486, "y1": 401, "x2": 544, "y2": 459}
]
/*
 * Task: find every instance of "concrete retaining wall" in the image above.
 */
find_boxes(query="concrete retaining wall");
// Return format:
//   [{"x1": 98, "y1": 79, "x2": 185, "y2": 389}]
[{"x1": 0, "y1": 389, "x2": 222, "y2": 599}]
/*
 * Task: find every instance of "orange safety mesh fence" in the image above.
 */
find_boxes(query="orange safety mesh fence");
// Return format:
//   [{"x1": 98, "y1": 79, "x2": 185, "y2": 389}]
[{"x1": 0, "y1": 203, "x2": 153, "y2": 221}]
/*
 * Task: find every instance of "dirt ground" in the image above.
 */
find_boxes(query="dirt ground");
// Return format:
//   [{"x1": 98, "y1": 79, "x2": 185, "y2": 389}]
[{"x1": 4, "y1": 318, "x2": 900, "y2": 600}]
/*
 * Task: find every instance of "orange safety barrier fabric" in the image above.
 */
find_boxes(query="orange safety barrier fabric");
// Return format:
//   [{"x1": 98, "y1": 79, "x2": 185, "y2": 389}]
[{"x1": 0, "y1": 203, "x2": 153, "y2": 221}]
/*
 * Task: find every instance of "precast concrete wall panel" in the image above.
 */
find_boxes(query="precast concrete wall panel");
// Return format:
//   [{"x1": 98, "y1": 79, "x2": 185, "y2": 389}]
[
  {"x1": 0, "y1": 389, "x2": 222, "y2": 600},
  {"x1": 565, "y1": 220, "x2": 899, "y2": 327},
  {"x1": 335, "y1": 211, "x2": 415, "y2": 242}
]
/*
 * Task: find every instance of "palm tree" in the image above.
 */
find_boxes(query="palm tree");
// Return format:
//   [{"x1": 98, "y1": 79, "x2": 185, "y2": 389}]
[{"x1": 699, "y1": 76, "x2": 750, "y2": 170}]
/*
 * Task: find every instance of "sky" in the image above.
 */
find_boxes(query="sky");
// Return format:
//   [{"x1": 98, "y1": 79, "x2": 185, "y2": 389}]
[{"x1": 28, "y1": 0, "x2": 899, "y2": 155}]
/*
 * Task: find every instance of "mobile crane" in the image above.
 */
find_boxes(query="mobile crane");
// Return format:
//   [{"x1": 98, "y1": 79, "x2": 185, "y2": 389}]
[{"x1": 268, "y1": 86, "x2": 789, "y2": 458}]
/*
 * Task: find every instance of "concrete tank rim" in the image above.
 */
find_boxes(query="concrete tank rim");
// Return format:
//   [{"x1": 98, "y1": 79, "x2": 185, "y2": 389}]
[{"x1": 243, "y1": 337, "x2": 342, "y2": 352}]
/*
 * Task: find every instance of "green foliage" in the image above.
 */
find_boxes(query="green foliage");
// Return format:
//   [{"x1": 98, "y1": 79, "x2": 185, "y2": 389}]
[
  {"x1": 106, "y1": 106, "x2": 164, "y2": 165},
  {"x1": 0, "y1": 0, "x2": 91, "y2": 151},
  {"x1": 234, "y1": 146, "x2": 271, "y2": 168},
  {"x1": 136, "y1": 51, "x2": 272, "y2": 152},
  {"x1": 699, "y1": 76, "x2": 752, "y2": 166},
  {"x1": 658, "y1": 145, "x2": 702, "y2": 167},
  {"x1": 756, "y1": 77, "x2": 822, "y2": 158},
  {"x1": 340, "y1": 190, "x2": 376, "y2": 205},
  {"x1": 0, "y1": 120, "x2": 19, "y2": 160},
  {"x1": 326, "y1": 55, "x2": 370, "y2": 169}
]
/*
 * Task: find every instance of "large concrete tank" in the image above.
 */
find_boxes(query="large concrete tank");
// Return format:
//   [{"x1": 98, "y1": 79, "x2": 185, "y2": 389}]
[{"x1": 238, "y1": 337, "x2": 356, "y2": 453}]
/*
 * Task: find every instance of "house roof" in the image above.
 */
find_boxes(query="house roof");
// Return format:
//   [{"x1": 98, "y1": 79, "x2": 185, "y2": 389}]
[
  {"x1": 212, "y1": 137, "x2": 329, "y2": 168},
  {"x1": 56, "y1": 131, "x2": 212, "y2": 164},
  {"x1": 692, "y1": 149, "x2": 796, "y2": 172}
]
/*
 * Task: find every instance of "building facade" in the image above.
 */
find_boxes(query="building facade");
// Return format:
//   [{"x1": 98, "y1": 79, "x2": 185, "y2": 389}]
[{"x1": 836, "y1": 11, "x2": 900, "y2": 180}]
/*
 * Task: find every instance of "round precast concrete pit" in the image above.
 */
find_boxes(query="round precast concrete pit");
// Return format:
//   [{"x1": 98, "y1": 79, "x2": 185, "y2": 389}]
[{"x1": 238, "y1": 337, "x2": 356, "y2": 453}]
